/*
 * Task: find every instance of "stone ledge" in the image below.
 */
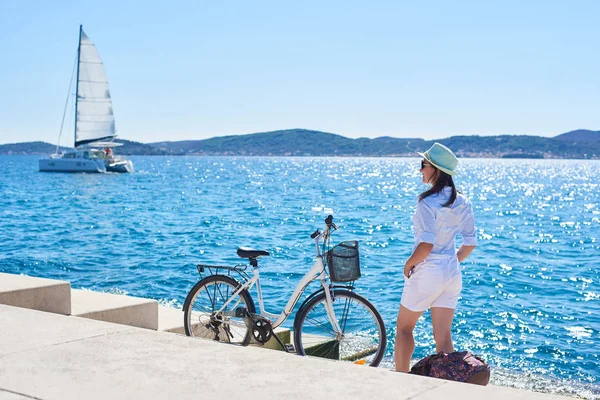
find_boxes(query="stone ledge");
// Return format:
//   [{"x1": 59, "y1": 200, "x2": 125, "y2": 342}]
[
  {"x1": 158, "y1": 305, "x2": 186, "y2": 333},
  {"x1": 71, "y1": 289, "x2": 158, "y2": 330},
  {"x1": 0, "y1": 272, "x2": 71, "y2": 315}
]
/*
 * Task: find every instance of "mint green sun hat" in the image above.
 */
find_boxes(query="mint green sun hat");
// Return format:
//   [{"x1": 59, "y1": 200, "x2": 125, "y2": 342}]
[{"x1": 418, "y1": 142, "x2": 458, "y2": 176}]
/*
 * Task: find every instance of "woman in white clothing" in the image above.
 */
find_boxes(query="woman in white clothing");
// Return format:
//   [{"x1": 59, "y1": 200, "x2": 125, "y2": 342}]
[{"x1": 395, "y1": 142, "x2": 477, "y2": 373}]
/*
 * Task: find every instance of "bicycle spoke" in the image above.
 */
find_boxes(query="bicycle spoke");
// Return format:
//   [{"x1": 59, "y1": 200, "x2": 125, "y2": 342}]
[
  {"x1": 339, "y1": 296, "x2": 351, "y2": 333},
  {"x1": 303, "y1": 315, "x2": 338, "y2": 336},
  {"x1": 211, "y1": 280, "x2": 218, "y2": 312},
  {"x1": 184, "y1": 276, "x2": 255, "y2": 346},
  {"x1": 294, "y1": 290, "x2": 386, "y2": 367}
]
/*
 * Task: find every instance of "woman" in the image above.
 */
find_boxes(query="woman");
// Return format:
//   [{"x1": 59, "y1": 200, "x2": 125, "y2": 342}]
[{"x1": 395, "y1": 142, "x2": 477, "y2": 373}]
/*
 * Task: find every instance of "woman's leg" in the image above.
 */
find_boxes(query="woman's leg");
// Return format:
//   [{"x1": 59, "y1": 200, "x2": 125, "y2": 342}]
[
  {"x1": 430, "y1": 307, "x2": 455, "y2": 353},
  {"x1": 394, "y1": 305, "x2": 423, "y2": 372}
]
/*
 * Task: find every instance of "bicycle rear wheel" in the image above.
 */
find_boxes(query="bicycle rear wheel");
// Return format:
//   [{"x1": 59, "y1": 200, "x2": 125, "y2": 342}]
[
  {"x1": 293, "y1": 289, "x2": 386, "y2": 366},
  {"x1": 183, "y1": 275, "x2": 255, "y2": 345}
]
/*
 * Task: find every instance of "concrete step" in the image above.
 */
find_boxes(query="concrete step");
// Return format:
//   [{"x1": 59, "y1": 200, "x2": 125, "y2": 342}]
[
  {"x1": 71, "y1": 289, "x2": 158, "y2": 330},
  {"x1": 0, "y1": 272, "x2": 71, "y2": 315},
  {"x1": 158, "y1": 305, "x2": 186, "y2": 334}
]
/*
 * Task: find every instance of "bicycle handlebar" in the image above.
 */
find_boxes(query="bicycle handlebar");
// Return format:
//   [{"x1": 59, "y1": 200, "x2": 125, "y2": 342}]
[
  {"x1": 325, "y1": 214, "x2": 337, "y2": 230},
  {"x1": 310, "y1": 215, "x2": 337, "y2": 240}
]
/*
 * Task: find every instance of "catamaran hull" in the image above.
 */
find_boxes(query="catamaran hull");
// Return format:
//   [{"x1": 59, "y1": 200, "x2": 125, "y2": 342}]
[
  {"x1": 39, "y1": 158, "x2": 106, "y2": 173},
  {"x1": 106, "y1": 159, "x2": 134, "y2": 173}
]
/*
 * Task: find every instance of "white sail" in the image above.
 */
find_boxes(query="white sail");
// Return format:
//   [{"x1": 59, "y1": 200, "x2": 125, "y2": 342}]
[{"x1": 75, "y1": 30, "x2": 116, "y2": 147}]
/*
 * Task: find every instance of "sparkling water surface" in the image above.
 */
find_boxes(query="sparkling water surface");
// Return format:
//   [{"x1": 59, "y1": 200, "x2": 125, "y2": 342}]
[{"x1": 1, "y1": 155, "x2": 598, "y2": 399}]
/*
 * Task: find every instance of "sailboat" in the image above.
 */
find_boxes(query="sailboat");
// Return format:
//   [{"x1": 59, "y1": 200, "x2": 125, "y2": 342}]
[{"x1": 39, "y1": 25, "x2": 134, "y2": 173}]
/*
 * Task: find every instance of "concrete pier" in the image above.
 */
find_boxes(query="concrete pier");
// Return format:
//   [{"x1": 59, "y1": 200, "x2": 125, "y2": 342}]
[
  {"x1": 0, "y1": 273, "x2": 574, "y2": 400},
  {"x1": 0, "y1": 304, "x2": 572, "y2": 400}
]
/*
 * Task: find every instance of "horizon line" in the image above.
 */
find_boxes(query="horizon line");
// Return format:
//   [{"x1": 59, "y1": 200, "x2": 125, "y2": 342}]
[{"x1": 1, "y1": 127, "x2": 598, "y2": 146}]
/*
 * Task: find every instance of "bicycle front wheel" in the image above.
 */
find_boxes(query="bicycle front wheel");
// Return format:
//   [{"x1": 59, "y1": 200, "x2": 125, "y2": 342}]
[
  {"x1": 183, "y1": 275, "x2": 256, "y2": 345},
  {"x1": 293, "y1": 289, "x2": 386, "y2": 367}
]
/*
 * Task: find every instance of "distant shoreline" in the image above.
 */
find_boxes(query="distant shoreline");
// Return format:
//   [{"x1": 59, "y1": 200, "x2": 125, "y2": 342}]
[{"x1": 1, "y1": 128, "x2": 599, "y2": 159}]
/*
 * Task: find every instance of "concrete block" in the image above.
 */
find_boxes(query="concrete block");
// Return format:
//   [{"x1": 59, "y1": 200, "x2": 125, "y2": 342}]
[
  {"x1": 0, "y1": 304, "x2": 136, "y2": 357},
  {"x1": 0, "y1": 390, "x2": 31, "y2": 399},
  {"x1": 158, "y1": 305, "x2": 186, "y2": 334},
  {"x1": 71, "y1": 289, "x2": 158, "y2": 330},
  {"x1": 0, "y1": 272, "x2": 71, "y2": 315}
]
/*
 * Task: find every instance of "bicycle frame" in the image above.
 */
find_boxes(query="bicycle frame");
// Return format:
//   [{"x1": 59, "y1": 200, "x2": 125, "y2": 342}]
[{"x1": 214, "y1": 228, "x2": 343, "y2": 334}]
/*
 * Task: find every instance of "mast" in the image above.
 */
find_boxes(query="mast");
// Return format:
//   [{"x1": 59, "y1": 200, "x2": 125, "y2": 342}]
[{"x1": 73, "y1": 25, "x2": 82, "y2": 148}]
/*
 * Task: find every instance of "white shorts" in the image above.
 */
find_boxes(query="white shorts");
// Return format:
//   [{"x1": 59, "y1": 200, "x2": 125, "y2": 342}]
[{"x1": 400, "y1": 255, "x2": 462, "y2": 312}]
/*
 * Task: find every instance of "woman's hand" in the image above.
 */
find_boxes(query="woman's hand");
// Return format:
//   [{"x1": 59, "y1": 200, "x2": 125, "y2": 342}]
[
  {"x1": 404, "y1": 242, "x2": 433, "y2": 278},
  {"x1": 404, "y1": 262, "x2": 415, "y2": 278}
]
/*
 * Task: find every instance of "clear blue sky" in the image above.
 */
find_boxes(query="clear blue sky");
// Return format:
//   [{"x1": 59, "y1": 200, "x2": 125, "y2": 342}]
[{"x1": 1, "y1": 0, "x2": 599, "y2": 145}]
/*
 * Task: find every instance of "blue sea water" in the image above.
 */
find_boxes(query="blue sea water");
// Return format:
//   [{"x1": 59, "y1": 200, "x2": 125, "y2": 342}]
[{"x1": 1, "y1": 155, "x2": 598, "y2": 399}]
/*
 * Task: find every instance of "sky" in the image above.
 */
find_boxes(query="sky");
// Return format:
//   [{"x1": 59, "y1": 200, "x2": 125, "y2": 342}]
[{"x1": 1, "y1": 0, "x2": 599, "y2": 146}]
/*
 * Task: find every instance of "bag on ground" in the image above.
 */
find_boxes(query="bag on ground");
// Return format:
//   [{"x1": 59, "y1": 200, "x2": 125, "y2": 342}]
[{"x1": 409, "y1": 351, "x2": 490, "y2": 386}]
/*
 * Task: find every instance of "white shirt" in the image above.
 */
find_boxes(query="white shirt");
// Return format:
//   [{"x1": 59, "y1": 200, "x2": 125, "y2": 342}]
[{"x1": 412, "y1": 187, "x2": 477, "y2": 256}]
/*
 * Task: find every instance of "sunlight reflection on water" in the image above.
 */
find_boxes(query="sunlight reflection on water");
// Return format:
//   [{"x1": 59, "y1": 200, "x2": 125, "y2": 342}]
[{"x1": 0, "y1": 156, "x2": 598, "y2": 398}]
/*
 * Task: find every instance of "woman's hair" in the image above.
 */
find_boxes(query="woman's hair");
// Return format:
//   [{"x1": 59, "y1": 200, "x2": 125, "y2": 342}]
[{"x1": 418, "y1": 167, "x2": 459, "y2": 207}]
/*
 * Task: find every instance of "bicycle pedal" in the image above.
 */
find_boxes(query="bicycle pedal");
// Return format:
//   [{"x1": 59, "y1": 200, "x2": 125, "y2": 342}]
[{"x1": 284, "y1": 344, "x2": 295, "y2": 353}]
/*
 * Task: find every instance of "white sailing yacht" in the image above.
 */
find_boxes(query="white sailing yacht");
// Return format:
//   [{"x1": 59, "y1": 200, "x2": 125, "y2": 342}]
[{"x1": 39, "y1": 25, "x2": 134, "y2": 173}]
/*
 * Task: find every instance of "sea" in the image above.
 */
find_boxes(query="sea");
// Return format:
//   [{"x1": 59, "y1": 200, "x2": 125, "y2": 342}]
[{"x1": 1, "y1": 155, "x2": 598, "y2": 399}]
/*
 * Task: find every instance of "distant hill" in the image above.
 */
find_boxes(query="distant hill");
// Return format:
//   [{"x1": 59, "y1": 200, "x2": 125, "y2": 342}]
[
  {"x1": 0, "y1": 139, "x2": 171, "y2": 156},
  {"x1": 0, "y1": 141, "x2": 70, "y2": 155},
  {"x1": 2, "y1": 129, "x2": 600, "y2": 158},
  {"x1": 554, "y1": 129, "x2": 600, "y2": 143},
  {"x1": 149, "y1": 128, "x2": 600, "y2": 159},
  {"x1": 151, "y1": 129, "x2": 425, "y2": 156},
  {"x1": 114, "y1": 139, "x2": 173, "y2": 156},
  {"x1": 434, "y1": 134, "x2": 599, "y2": 159}
]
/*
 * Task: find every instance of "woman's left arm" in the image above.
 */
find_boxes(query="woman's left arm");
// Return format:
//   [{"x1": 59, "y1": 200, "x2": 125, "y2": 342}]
[
  {"x1": 457, "y1": 245, "x2": 476, "y2": 262},
  {"x1": 404, "y1": 242, "x2": 434, "y2": 278},
  {"x1": 458, "y1": 201, "x2": 478, "y2": 262}
]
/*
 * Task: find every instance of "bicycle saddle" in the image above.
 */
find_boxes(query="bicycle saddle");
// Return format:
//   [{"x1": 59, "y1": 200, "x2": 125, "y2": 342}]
[{"x1": 237, "y1": 247, "x2": 270, "y2": 259}]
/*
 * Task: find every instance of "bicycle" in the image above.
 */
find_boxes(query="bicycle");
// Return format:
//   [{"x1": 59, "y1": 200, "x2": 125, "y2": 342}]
[{"x1": 182, "y1": 215, "x2": 387, "y2": 366}]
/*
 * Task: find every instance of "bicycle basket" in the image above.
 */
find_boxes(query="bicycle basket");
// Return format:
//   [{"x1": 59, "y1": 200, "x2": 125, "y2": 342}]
[{"x1": 326, "y1": 240, "x2": 361, "y2": 282}]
